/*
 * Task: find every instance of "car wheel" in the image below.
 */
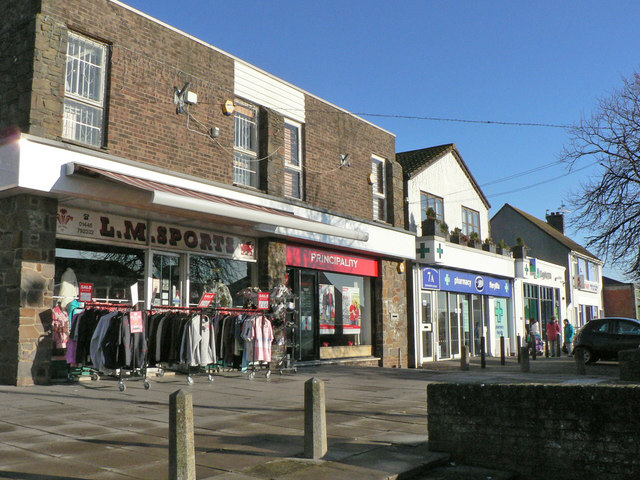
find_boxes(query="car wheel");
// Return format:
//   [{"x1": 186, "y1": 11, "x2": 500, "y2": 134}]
[{"x1": 577, "y1": 347, "x2": 597, "y2": 364}]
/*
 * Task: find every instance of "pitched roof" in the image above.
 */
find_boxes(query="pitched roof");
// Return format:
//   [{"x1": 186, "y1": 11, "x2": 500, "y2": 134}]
[
  {"x1": 503, "y1": 204, "x2": 601, "y2": 261},
  {"x1": 396, "y1": 143, "x2": 490, "y2": 209}
]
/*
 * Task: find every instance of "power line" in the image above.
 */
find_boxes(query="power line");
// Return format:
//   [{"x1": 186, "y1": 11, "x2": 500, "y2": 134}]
[{"x1": 354, "y1": 112, "x2": 571, "y2": 129}]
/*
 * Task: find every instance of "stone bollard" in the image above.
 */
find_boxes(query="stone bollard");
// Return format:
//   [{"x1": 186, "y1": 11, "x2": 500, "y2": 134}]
[
  {"x1": 460, "y1": 345, "x2": 470, "y2": 371},
  {"x1": 169, "y1": 389, "x2": 196, "y2": 480},
  {"x1": 575, "y1": 349, "x2": 586, "y2": 375},
  {"x1": 619, "y1": 349, "x2": 640, "y2": 381},
  {"x1": 304, "y1": 377, "x2": 327, "y2": 459},
  {"x1": 520, "y1": 346, "x2": 530, "y2": 372}
]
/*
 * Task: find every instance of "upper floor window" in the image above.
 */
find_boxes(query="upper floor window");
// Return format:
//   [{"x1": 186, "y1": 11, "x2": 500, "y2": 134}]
[
  {"x1": 63, "y1": 32, "x2": 107, "y2": 148},
  {"x1": 421, "y1": 192, "x2": 444, "y2": 222},
  {"x1": 461, "y1": 206, "x2": 480, "y2": 237},
  {"x1": 372, "y1": 155, "x2": 387, "y2": 222},
  {"x1": 284, "y1": 120, "x2": 303, "y2": 199},
  {"x1": 577, "y1": 257, "x2": 599, "y2": 282},
  {"x1": 234, "y1": 102, "x2": 259, "y2": 188}
]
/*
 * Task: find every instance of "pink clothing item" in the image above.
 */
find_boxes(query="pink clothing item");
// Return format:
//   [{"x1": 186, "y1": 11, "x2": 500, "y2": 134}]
[
  {"x1": 252, "y1": 316, "x2": 274, "y2": 363},
  {"x1": 52, "y1": 306, "x2": 70, "y2": 348}
]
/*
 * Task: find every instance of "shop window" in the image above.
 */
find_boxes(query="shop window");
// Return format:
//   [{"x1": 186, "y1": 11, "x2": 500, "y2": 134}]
[
  {"x1": 421, "y1": 192, "x2": 444, "y2": 222},
  {"x1": 461, "y1": 206, "x2": 480, "y2": 237},
  {"x1": 234, "y1": 102, "x2": 260, "y2": 188},
  {"x1": 317, "y1": 272, "x2": 371, "y2": 348},
  {"x1": 284, "y1": 120, "x2": 303, "y2": 199},
  {"x1": 152, "y1": 253, "x2": 182, "y2": 307},
  {"x1": 63, "y1": 32, "x2": 108, "y2": 148},
  {"x1": 372, "y1": 155, "x2": 387, "y2": 222},
  {"x1": 188, "y1": 255, "x2": 251, "y2": 307},
  {"x1": 54, "y1": 240, "x2": 145, "y2": 307}
]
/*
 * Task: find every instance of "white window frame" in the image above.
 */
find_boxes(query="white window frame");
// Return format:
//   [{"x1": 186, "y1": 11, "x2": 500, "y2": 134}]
[
  {"x1": 284, "y1": 119, "x2": 303, "y2": 199},
  {"x1": 461, "y1": 206, "x2": 480, "y2": 237},
  {"x1": 63, "y1": 32, "x2": 108, "y2": 148},
  {"x1": 372, "y1": 155, "x2": 387, "y2": 222},
  {"x1": 233, "y1": 102, "x2": 259, "y2": 188}
]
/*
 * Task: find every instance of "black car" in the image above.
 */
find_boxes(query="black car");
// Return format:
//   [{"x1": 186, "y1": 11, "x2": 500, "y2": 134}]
[{"x1": 573, "y1": 317, "x2": 640, "y2": 364}]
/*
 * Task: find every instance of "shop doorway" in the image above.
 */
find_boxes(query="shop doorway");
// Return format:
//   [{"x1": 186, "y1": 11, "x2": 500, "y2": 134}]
[
  {"x1": 436, "y1": 291, "x2": 451, "y2": 359},
  {"x1": 419, "y1": 291, "x2": 434, "y2": 362},
  {"x1": 299, "y1": 271, "x2": 318, "y2": 361},
  {"x1": 151, "y1": 252, "x2": 182, "y2": 307}
]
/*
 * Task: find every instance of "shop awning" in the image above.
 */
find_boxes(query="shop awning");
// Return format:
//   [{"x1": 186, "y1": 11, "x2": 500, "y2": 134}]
[{"x1": 65, "y1": 163, "x2": 369, "y2": 242}]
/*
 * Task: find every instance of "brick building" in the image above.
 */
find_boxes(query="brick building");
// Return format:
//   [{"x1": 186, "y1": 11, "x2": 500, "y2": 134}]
[
  {"x1": 0, "y1": 0, "x2": 414, "y2": 385},
  {"x1": 602, "y1": 277, "x2": 638, "y2": 319}
]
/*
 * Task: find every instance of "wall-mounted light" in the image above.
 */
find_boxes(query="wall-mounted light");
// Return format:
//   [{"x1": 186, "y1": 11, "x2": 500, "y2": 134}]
[
  {"x1": 397, "y1": 261, "x2": 406, "y2": 273},
  {"x1": 340, "y1": 153, "x2": 351, "y2": 168},
  {"x1": 368, "y1": 172, "x2": 376, "y2": 185}
]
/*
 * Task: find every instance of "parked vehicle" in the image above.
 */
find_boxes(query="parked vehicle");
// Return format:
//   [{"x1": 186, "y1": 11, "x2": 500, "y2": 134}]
[{"x1": 573, "y1": 317, "x2": 640, "y2": 364}]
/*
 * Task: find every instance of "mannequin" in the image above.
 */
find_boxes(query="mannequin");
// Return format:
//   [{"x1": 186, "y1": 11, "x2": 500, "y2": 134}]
[{"x1": 59, "y1": 267, "x2": 79, "y2": 309}]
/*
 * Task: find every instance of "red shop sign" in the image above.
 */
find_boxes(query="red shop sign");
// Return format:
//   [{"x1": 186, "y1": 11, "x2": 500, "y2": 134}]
[
  {"x1": 197, "y1": 292, "x2": 216, "y2": 308},
  {"x1": 78, "y1": 283, "x2": 94, "y2": 302},
  {"x1": 286, "y1": 246, "x2": 379, "y2": 277}
]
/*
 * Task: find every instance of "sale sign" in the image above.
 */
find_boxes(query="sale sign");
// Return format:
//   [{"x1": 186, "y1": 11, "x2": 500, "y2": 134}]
[
  {"x1": 129, "y1": 311, "x2": 144, "y2": 333},
  {"x1": 258, "y1": 292, "x2": 270, "y2": 310},
  {"x1": 79, "y1": 283, "x2": 94, "y2": 302},
  {"x1": 197, "y1": 292, "x2": 217, "y2": 308}
]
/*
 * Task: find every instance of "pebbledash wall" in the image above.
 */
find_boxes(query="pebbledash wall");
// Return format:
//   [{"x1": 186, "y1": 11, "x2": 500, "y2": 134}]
[
  {"x1": 0, "y1": 0, "x2": 411, "y2": 385},
  {"x1": 427, "y1": 383, "x2": 640, "y2": 480}
]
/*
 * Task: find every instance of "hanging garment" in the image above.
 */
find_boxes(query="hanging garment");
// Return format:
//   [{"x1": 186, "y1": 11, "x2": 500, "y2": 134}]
[
  {"x1": 89, "y1": 310, "x2": 120, "y2": 372},
  {"x1": 253, "y1": 316, "x2": 274, "y2": 363},
  {"x1": 52, "y1": 305, "x2": 70, "y2": 349}
]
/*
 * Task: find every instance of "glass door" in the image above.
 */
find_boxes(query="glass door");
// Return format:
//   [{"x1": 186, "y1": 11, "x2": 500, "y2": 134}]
[
  {"x1": 152, "y1": 253, "x2": 182, "y2": 306},
  {"x1": 436, "y1": 291, "x2": 450, "y2": 359},
  {"x1": 472, "y1": 294, "x2": 484, "y2": 355},
  {"x1": 299, "y1": 271, "x2": 318, "y2": 361},
  {"x1": 420, "y1": 291, "x2": 434, "y2": 362}
]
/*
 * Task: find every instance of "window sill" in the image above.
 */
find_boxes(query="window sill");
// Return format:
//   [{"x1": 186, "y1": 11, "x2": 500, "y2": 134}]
[{"x1": 60, "y1": 137, "x2": 108, "y2": 153}]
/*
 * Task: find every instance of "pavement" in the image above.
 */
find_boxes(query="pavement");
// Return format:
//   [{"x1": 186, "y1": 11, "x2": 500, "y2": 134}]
[{"x1": 0, "y1": 355, "x2": 626, "y2": 480}]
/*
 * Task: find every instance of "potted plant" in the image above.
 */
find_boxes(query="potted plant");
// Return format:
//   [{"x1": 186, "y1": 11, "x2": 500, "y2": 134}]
[
  {"x1": 468, "y1": 231, "x2": 481, "y2": 248},
  {"x1": 450, "y1": 227, "x2": 463, "y2": 244},
  {"x1": 482, "y1": 237, "x2": 496, "y2": 253},
  {"x1": 496, "y1": 239, "x2": 507, "y2": 255},
  {"x1": 512, "y1": 237, "x2": 528, "y2": 258},
  {"x1": 421, "y1": 208, "x2": 442, "y2": 237},
  {"x1": 439, "y1": 221, "x2": 449, "y2": 240}
]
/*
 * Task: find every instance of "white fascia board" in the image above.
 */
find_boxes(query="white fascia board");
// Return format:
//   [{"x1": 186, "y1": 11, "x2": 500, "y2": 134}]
[
  {"x1": 0, "y1": 137, "x2": 20, "y2": 191},
  {"x1": 11, "y1": 135, "x2": 414, "y2": 258}
]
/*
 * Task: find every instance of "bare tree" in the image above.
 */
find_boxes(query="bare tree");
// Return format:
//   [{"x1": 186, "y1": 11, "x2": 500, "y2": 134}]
[{"x1": 563, "y1": 71, "x2": 640, "y2": 279}]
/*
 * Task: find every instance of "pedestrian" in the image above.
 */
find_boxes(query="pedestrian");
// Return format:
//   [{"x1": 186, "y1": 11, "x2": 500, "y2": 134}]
[
  {"x1": 547, "y1": 316, "x2": 561, "y2": 357},
  {"x1": 563, "y1": 319, "x2": 575, "y2": 356}
]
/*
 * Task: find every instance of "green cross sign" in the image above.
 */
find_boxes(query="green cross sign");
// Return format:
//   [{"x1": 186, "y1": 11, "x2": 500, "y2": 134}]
[
  {"x1": 495, "y1": 303, "x2": 504, "y2": 322},
  {"x1": 416, "y1": 243, "x2": 430, "y2": 259},
  {"x1": 436, "y1": 243, "x2": 444, "y2": 259}
]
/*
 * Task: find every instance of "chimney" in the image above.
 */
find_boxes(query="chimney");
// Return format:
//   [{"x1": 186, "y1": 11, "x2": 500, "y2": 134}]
[{"x1": 546, "y1": 211, "x2": 565, "y2": 234}]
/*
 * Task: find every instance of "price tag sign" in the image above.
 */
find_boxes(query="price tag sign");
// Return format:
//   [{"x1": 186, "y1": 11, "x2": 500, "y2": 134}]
[
  {"x1": 129, "y1": 311, "x2": 144, "y2": 334},
  {"x1": 258, "y1": 292, "x2": 270, "y2": 310},
  {"x1": 78, "y1": 283, "x2": 94, "y2": 302},
  {"x1": 197, "y1": 292, "x2": 216, "y2": 308}
]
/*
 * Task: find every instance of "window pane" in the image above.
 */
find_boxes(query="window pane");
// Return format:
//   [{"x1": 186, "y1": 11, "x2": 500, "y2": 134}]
[
  {"x1": 234, "y1": 112, "x2": 257, "y2": 152},
  {"x1": 285, "y1": 169, "x2": 301, "y2": 199},
  {"x1": 284, "y1": 124, "x2": 299, "y2": 167},
  {"x1": 63, "y1": 99, "x2": 103, "y2": 147},
  {"x1": 234, "y1": 152, "x2": 259, "y2": 187},
  {"x1": 66, "y1": 33, "x2": 105, "y2": 104}
]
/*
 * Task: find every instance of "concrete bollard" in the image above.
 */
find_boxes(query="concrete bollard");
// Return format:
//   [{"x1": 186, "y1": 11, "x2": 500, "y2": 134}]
[
  {"x1": 460, "y1": 345, "x2": 470, "y2": 371},
  {"x1": 169, "y1": 389, "x2": 196, "y2": 480},
  {"x1": 575, "y1": 349, "x2": 586, "y2": 375},
  {"x1": 480, "y1": 337, "x2": 486, "y2": 369},
  {"x1": 500, "y1": 336, "x2": 505, "y2": 365},
  {"x1": 520, "y1": 346, "x2": 530, "y2": 372},
  {"x1": 304, "y1": 377, "x2": 327, "y2": 459},
  {"x1": 517, "y1": 335, "x2": 522, "y2": 363}
]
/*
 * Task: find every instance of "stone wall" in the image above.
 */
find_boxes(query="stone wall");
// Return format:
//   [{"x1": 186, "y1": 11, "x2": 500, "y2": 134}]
[
  {"x1": 0, "y1": 194, "x2": 57, "y2": 386},
  {"x1": 376, "y1": 259, "x2": 408, "y2": 367},
  {"x1": 427, "y1": 383, "x2": 640, "y2": 480}
]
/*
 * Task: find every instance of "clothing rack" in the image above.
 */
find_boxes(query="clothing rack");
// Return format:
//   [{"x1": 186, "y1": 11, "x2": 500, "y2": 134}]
[
  {"x1": 206, "y1": 307, "x2": 274, "y2": 380},
  {"x1": 70, "y1": 302, "x2": 150, "y2": 392}
]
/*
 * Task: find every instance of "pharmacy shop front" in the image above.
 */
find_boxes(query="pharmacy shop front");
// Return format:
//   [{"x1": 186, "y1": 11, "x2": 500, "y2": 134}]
[{"x1": 417, "y1": 267, "x2": 513, "y2": 363}]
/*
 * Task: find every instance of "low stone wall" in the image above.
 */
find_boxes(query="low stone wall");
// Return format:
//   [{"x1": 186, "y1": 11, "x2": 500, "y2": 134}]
[{"x1": 427, "y1": 383, "x2": 640, "y2": 480}]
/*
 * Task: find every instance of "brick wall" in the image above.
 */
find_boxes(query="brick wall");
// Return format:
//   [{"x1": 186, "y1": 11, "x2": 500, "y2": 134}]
[
  {"x1": 0, "y1": 194, "x2": 57, "y2": 386},
  {"x1": 427, "y1": 383, "x2": 640, "y2": 480},
  {"x1": 603, "y1": 285, "x2": 637, "y2": 319},
  {"x1": 26, "y1": 0, "x2": 400, "y2": 225}
]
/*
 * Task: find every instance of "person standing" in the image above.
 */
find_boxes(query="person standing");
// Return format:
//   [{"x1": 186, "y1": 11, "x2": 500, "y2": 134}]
[
  {"x1": 563, "y1": 319, "x2": 575, "y2": 356},
  {"x1": 547, "y1": 317, "x2": 561, "y2": 357}
]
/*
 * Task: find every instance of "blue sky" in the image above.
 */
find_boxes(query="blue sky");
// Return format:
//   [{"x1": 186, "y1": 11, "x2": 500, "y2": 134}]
[{"x1": 122, "y1": 0, "x2": 640, "y2": 280}]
